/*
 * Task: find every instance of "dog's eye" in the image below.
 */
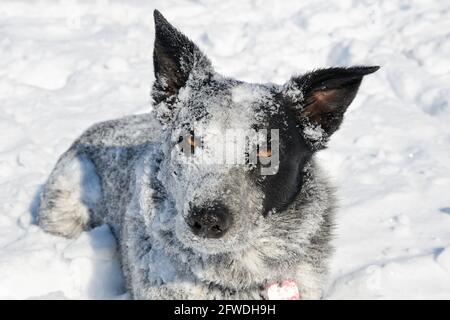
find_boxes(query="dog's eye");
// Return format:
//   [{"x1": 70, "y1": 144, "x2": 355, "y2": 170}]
[
  {"x1": 177, "y1": 133, "x2": 198, "y2": 156},
  {"x1": 187, "y1": 135, "x2": 197, "y2": 148},
  {"x1": 258, "y1": 148, "x2": 272, "y2": 158}
]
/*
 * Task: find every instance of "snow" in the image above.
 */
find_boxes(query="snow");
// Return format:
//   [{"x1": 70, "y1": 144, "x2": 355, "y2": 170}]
[{"x1": 1, "y1": 0, "x2": 450, "y2": 299}]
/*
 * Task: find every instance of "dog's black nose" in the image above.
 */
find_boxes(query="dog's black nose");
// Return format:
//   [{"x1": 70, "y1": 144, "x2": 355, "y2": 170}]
[{"x1": 187, "y1": 202, "x2": 232, "y2": 238}]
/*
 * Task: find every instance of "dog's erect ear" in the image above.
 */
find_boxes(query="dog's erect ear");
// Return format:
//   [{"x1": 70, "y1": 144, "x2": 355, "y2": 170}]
[
  {"x1": 282, "y1": 66, "x2": 379, "y2": 149},
  {"x1": 152, "y1": 10, "x2": 212, "y2": 108}
]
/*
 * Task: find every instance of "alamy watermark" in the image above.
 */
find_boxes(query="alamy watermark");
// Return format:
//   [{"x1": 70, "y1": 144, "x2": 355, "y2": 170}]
[{"x1": 177, "y1": 128, "x2": 280, "y2": 176}]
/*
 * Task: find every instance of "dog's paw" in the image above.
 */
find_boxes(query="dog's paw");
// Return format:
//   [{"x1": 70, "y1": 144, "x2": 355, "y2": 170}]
[{"x1": 137, "y1": 281, "x2": 205, "y2": 300}]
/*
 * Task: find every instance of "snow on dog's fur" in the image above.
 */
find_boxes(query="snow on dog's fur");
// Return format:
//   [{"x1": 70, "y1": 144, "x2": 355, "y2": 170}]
[{"x1": 37, "y1": 10, "x2": 378, "y2": 299}]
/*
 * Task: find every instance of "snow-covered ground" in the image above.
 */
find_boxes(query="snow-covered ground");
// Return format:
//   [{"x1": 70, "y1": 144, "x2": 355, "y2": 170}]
[{"x1": 1, "y1": 0, "x2": 450, "y2": 299}]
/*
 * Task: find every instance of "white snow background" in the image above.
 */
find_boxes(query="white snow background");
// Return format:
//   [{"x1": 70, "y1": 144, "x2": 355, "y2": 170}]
[{"x1": 1, "y1": 0, "x2": 450, "y2": 299}]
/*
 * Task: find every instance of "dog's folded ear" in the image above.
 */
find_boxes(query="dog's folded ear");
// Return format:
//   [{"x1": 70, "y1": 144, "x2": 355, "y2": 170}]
[
  {"x1": 152, "y1": 10, "x2": 212, "y2": 110},
  {"x1": 282, "y1": 66, "x2": 379, "y2": 149}
]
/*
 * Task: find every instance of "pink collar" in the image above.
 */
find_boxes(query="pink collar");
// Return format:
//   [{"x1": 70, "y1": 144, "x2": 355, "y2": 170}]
[{"x1": 263, "y1": 280, "x2": 300, "y2": 300}]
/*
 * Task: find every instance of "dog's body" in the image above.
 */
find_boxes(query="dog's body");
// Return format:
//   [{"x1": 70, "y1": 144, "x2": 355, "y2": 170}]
[{"x1": 37, "y1": 11, "x2": 378, "y2": 299}]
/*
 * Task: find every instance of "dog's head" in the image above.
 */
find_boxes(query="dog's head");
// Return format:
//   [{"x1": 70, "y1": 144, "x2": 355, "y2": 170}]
[{"x1": 151, "y1": 10, "x2": 378, "y2": 254}]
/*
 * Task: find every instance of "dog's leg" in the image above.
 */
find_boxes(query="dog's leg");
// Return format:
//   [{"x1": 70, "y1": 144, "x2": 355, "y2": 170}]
[
  {"x1": 137, "y1": 282, "x2": 263, "y2": 300},
  {"x1": 294, "y1": 262, "x2": 326, "y2": 299},
  {"x1": 38, "y1": 149, "x2": 102, "y2": 238}
]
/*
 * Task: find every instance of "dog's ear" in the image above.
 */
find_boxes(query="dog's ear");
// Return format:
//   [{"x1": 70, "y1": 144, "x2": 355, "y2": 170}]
[
  {"x1": 152, "y1": 10, "x2": 212, "y2": 110},
  {"x1": 282, "y1": 66, "x2": 379, "y2": 149}
]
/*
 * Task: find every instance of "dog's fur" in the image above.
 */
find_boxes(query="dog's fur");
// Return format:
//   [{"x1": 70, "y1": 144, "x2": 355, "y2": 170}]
[{"x1": 37, "y1": 10, "x2": 378, "y2": 299}]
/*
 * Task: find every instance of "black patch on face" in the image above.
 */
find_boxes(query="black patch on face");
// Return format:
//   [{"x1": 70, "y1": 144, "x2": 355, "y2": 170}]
[{"x1": 253, "y1": 95, "x2": 313, "y2": 216}]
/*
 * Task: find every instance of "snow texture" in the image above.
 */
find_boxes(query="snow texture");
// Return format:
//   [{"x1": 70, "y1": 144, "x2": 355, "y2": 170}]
[{"x1": 1, "y1": 0, "x2": 450, "y2": 299}]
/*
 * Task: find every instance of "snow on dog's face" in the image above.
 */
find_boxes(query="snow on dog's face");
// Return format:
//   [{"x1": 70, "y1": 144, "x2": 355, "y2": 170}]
[
  {"x1": 151, "y1": 11, "x2": 379, "y2": 254},
  {"x1": 158, "y1": 77, "x2": 307, "y2": 254}
]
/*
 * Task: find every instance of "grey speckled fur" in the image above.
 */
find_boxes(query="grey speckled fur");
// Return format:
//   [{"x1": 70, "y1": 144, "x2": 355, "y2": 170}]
[
  {"x1": 37, "y1": 10, "x2": 378, "y2": 300},
  {"x1": 38, "y1": 113, "x2": 334, "y2": 299}
]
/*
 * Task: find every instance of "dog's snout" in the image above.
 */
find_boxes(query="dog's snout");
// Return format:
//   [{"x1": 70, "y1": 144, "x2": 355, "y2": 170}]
[{"x1": 187, "y1": 202, "x2": 232, "y2": 238}]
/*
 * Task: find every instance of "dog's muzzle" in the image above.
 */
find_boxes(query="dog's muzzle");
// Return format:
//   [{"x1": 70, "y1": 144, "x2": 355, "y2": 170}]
[{"x1": 186, "y1": 201, "x2": 232, "y2": 238}]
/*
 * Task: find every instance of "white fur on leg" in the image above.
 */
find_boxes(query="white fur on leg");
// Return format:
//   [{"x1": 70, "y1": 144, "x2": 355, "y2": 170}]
[
  {"x1": 38, "y1": 153, "x2": 101, "y2": 238},
  {"x1": 294, "y1": 263, "x2": 325, "y2": 299}
]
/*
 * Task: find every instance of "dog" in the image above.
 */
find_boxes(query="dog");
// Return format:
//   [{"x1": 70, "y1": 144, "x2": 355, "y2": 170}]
[{"x1": 37, "y1": 10, "x2": 378, "y2": 299}]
